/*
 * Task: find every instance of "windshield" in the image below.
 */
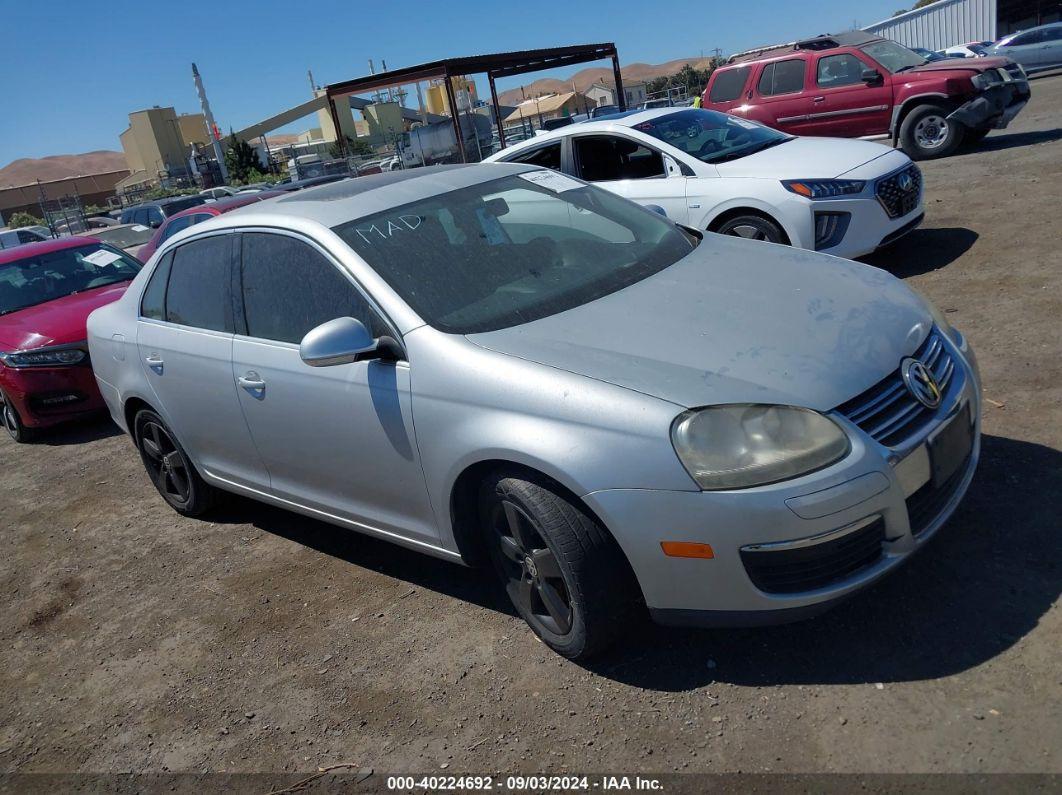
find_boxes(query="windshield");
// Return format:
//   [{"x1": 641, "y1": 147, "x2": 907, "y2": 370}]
[
  {"x1": 0, "y1": 243, "x2": 142, "y2": 316},
  {"x1": 861, "y1": 40, "x2": 927, "y2": 72},
  {"x1": 332, "y1": 173, "x2": 697, "y2": 334},
  {"x1": 631, "y1": 108, "x2": 791, "y2": 165},
  {"x1": 89, "y1": 225, "x2": 153, "y2": 250}
]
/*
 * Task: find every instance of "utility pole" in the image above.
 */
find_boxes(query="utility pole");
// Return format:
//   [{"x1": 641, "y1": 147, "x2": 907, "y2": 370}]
[
  {"x1": 192, "y1": 63, "x2": 229, "y2": 184},
  {"x1": 308, "y1": 69, "x2": 317, "y2": 94}
]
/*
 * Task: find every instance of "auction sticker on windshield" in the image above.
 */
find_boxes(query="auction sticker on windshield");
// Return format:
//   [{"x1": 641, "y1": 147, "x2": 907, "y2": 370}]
[
  {"x1": 518, "y1": 170, "x2": 583, "y2": 193},
  {"x1": 82, "y1": 249, "x2": 123, "y2": 266}
]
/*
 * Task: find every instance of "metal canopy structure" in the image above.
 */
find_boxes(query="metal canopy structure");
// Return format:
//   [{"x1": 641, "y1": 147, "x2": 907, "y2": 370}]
[{"x1": 324, "y1": 43, "x2": 624, "y2": 160}]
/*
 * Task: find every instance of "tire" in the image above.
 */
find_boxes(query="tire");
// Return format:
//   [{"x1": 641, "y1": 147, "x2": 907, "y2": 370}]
[
  {"x1": 0, "y1": 391, "x2": 35, "y2": 443},
  {"x1": 479, "y1": 471, "x2": 638, "y2": 659},
  {"x1": 133, "y1": 409, "x2": 217, "y2": 516},
  {"x1": 713, "y1": 214, "x2": 786, "y2": 244},
  {"x1": 899, "y1": 104, "x2": 965, "y2": 160}
]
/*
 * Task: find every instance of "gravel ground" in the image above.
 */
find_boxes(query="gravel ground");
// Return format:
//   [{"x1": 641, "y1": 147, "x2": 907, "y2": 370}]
[{"x1": 2, "y1": 74, "x2": 1060, "y2": 786}]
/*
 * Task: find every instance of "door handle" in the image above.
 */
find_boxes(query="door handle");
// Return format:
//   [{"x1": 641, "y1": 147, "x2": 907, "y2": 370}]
[
  {"x1": 145, "y1": 354, "x2": 164, "y2": 374},
  {"x1": 238, "y1": 372, "x2": 266, "y2": 393},
  {"x1": 812, "y1": 96, "x2": 826, "y2": 103}
]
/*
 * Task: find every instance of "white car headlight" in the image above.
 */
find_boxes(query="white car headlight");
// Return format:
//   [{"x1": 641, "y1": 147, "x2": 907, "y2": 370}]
[
  {"x1": 671, "y1": 404, "x2": 850, "y2": 490},
  {"x1": 910, "y1": 287, "x2": 961, "y2": 346}
]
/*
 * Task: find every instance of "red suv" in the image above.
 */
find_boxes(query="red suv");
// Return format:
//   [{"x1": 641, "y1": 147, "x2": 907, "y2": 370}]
[
  {"x1": 701, "y1": 30, "x2": 1030, "y2": 160},
  {"x1": 0, "y1": 238, "x2": 143, "y2": 442}
]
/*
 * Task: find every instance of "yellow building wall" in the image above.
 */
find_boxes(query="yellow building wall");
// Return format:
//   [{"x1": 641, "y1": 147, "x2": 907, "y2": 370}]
[{"x1": 425, "y1": 77, "x2": 478, "y2": 116}]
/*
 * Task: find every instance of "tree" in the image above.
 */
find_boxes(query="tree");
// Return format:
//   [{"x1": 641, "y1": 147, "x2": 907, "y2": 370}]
[
  {"x1": 7, "y1": 211, "x2": 44, "y2": 229},
  {"x1": 328, "y1": 135, "x2": 374, "y2": 159},
  {"x1": 894, "y1": 0, "x2": 939, "y2": 15},
  {"x1": 224, "y1": 134, "x2": 263, "y2": 183}
]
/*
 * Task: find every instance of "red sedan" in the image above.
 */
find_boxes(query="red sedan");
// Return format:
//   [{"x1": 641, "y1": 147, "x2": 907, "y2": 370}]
[
  {"x1": 136, "y1": 191, "x2": 283, "y2": 261},
  {"x1": 0, "y1": 237, "x2": 143, "y2": 442}
]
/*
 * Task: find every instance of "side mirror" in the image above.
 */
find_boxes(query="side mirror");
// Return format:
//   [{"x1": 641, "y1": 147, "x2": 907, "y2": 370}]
[
  {"x1": 861, "y1": 68, "x2": 883, "y2": 84},
  {"x1": 300, "y1": 317, "x2": 397, "y2": 367}
]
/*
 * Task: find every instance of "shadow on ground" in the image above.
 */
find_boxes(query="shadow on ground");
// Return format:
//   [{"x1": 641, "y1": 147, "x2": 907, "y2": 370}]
[
  {"x1": 210, "y1": 433, "x2": 1060, "y2": 690},
  {"x1": 861, "y1": 227, "x2": 978, "y2": 277},
  {"x1": 959, "y1": 127, "x2": 1062, "y2": 155},
  {"x1": 27, "y1": 413, "x2": 123, "y2": 446}
]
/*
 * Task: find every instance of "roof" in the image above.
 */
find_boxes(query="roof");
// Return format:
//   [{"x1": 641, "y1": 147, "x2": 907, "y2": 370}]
[
  {"x1": 727, "y1": 30, "x2": 880, "y2": 64},
  {"x1": 504, "y1": 92, "x2": 593, "y2": 122},
  {"x1": 0, "y1": 235, "x2": 98, "y2": 266},
  {"x1": 217, "y1": 163, "x2": 536, "y2": 229},
  {"x1": 487, "y1": 107, "x2": 683, "y2": 157}
]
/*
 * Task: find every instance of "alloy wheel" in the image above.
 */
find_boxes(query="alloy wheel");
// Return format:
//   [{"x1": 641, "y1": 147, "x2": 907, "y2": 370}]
[
  {"x1": 490, "y1": 499, "x2": 573, "y2": 636},
  {"x1": 139, "y1": 420, "x2": 192, "y2": 506},
  {"x1": 914, "y1": 114, "x2": 950, "y2": 150}
]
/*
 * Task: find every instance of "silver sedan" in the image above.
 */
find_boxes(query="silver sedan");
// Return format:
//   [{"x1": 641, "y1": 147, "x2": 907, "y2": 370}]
[{"x1": 86, "y1": 164, "x2": 981, "y2": 659}]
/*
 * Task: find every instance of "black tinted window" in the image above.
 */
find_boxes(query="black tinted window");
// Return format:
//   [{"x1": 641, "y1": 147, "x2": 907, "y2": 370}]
[
  {"x1": 759, "y1": 59, "x2": 805, "y2": 95},
  {"x1": 162, "y1": 197, "x2": 206, "y2": 215},
  {"x1": 708, "y1": 67, "x2": 750, "y2": 102},
  {"x1": 509, "y1": 142, "x2": 562, "y2": 170},
  {"x1": 165, "y1": 235, "x2": 233, "y2": 331},
  {"x1": 140, "y1": 251, "x2": 173, "y2": 320},
  {"x1": 817, "y1": 53, "x2": 866, "y2": 87},
  {"x1": 240, "y1": 233, "x2": 381, "y2": 344},
  {"x1": 574, "y1": 136, "x2": 664, "y2": 181}
]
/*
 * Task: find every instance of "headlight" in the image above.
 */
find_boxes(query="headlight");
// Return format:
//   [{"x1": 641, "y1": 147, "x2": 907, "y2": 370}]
[
  {"x1": 672, "y1": 405, "x2": 850, "y2": 490},
  {"x1": 782, "y1": 179, "x2": 865, "y2": 199},
  {"x1": 0, "y1": 347, "x2": 86, "y2": 368},
  {"x1": 971, "y1": 70, "x2": 1003, "y2": 90}
]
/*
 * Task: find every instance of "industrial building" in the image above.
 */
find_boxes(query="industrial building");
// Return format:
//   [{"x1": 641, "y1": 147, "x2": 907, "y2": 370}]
[
  {"x1": 585, "y1": 80, "x2": 648, "y2": 108},
  {"x1": 864, "y1": 0, "x2": 1061, "y2": 50},
  {"x1": 504, "y1": 92, "x2": 598, "y2": 125},
  {"x1": 116, "y1": 107, "x2": 210, "y2": 193}
]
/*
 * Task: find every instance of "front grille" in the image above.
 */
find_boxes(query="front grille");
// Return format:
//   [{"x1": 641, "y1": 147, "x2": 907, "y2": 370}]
[
  {"x1": 875, "y1": 164, "x2": 922, "y2": 219},
  {"x1": 741, "y1": 518, "x2": 886, "y2": 594},
  {"x1": 906, "y1": 453, "x2": 972, "y2": 536},
  {"x1": 836, "y1": 331, "x2": 956, "y2": 448}
]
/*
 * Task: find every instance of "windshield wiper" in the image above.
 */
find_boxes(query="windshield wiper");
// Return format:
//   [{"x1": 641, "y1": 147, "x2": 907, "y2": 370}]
[{"x1": 708, "y1": 137, "x2": 790, "y2": 164}]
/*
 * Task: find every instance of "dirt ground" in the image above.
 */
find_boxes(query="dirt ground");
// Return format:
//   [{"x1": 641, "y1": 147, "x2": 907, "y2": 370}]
[{"x1": 2, "y1": 75, "x2": 1060, "y2": 787}]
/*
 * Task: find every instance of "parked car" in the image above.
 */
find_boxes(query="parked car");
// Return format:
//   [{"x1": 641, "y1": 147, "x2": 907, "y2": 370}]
[
  {"x1": 939, "y1": 42, "x2": 992, "y2": 58},
  {"x1": 1, "y1": 237, "x2": 142, "y2": 441},
  {"x1": 82, "y1": 223, "x2": 155, "y2": 257},
  {"x1": 987, "y1": 22, "x2": 1062, "y2": 75},
  {"x1": 590, "y1": 104, "x2": 620, "y2": 118},
  {"x1": 199, "y1": 186, "x2": 240, "y2": 201},
  {"x1": 485, "y1": 107, "x2": 924, "y2": 259},
  {"x1": 136, "y1": 192, "x2": 283, "y2": 262},
  {"x1": 119, "y1": 196, "x2": 208, "y2": 229},
  {"x1": 270, "y1": 174, "x2": 351, "y2": 193},
  {"x1": 235, "y1": 182, "x2": 275, "y2": 194},
  {"x1": 0, "y1": 227, "x2": 51, "y2": 250},
  {"x1": 87, "y1": 164, "x2": 980, "y2": 659},
  {"x1": 701, "y1": 30, "x2": 1030, "y2": 159}
]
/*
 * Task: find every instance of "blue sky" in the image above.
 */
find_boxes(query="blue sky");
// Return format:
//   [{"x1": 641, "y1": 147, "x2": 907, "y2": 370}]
[{"x1": 1, "y1": 0, "x2": 903, "y2": 164}]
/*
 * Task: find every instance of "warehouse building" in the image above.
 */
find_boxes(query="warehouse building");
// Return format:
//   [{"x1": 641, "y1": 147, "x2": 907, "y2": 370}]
[{"x1": 864, "y1": 0, "x2": 1061, "y2": 50}]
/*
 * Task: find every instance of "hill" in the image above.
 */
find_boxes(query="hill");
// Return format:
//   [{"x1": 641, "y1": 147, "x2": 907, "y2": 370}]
[
  {"x1": 0, "y1": 151, "x2": 128, "y2": 188},
  {"x1": 497, "y1": 57, "x2": 712, "y2": 105}
]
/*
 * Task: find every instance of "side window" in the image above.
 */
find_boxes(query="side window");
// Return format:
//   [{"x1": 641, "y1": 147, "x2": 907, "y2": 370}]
[
  {"x1": 817, "y1": 53, "x2": 867, "y2": 87},
  {"x1": 574, "y1": 136, "x2": 664, "y2": 182},
  {"x1": 140, "y1": 251, "x2": 173, "y2": 320},
  {"x1": 708, "y1": 66, "x2": 750, "y2": 103},
  {"x1": 17, "y1": 230, "x2": 42, "y2": 243},
  {"x1": 240, "y1": 233, "x2": 383, "y2": 345},
  {"x1": 1011, "y1": 30, "x2": 1044, "y2": 45},
  {"x1": 759, "y1": 59, "x2": 805, "y2": 95},
  {"x1": 159, "y1": 214, "x2": 200, "y2": 244},
  {"x1": 164, "y1": 235, "x2": 233, "y2": 332},
  {"x1": 507, "y1": 142, "x2": 562, "y2": 170},
  {"x1": 1043, "y1": 27, "x2": 1062, "y2": 41}
]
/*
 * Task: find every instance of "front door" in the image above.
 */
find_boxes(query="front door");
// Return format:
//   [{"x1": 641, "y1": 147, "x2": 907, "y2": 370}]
[
  {"x1": 135, "y1": 234, "x2": 269, "y2": 489},
  {"x1": 230, "y1": 231, "x2": 439, "y2": 544},
  {"x1": 569, "y1": 134, "x2": 690, "y2": 224},
  {"x1": 807, "y1": 51, "x2": 891, "y2": 137}
]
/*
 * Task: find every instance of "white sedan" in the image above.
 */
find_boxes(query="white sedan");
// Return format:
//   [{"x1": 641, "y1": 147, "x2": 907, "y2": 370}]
[{"x1": 484, "y1": 108, "x2": 924, "y2": 260}]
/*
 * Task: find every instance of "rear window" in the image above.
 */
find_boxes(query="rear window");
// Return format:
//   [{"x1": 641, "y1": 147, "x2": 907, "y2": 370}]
[
  {"x1": 757, "y1": 59, "x2": 806, "y2": 96},
  {"x1": 162, "y1": 197, "x2": 207, "y2": 216},
  {"x1": 708, "y1": 67, "x2": 750, "y2": 103},
  {"x1": 507, "y1": 142, "x2": 562, "y2": 170}
]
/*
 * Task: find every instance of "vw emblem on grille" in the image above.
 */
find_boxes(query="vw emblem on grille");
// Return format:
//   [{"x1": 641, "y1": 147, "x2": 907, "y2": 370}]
[
  {"x1": 901, "y1": 358, "x2": 942, "y2": 409},
  {"x1": 898, "y1": 172, "x2": 914, "y2": 192}
]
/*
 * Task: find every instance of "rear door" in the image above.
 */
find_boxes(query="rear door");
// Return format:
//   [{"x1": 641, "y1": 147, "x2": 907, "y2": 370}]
[
  {"x1": 569, "y1": 134, "x2": 690, "y2": 223},
  {"x1": 136, "y1": 234, "x2": 269, "y2": 490},
  {"x1": 752, "y1": 57, "x2": 815, "y2": 134},
  {"x1": 230, "y1": 230, "x2": 439, "y2": 543},
  {"x1": 807, "y1": 51, "x2": 891, "y2": 136}
]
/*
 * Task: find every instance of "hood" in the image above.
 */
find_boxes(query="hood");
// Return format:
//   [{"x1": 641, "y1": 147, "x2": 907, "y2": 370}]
[
  {"x1": 715, "y1": 136, "x2": 897, "y2": 179},
  {"x1": 467, "y1": 237, "x2": 931, "y2": 411},
  {"x1": 0, "y1": 282, "x2": 130, "y2": 352},
  {"x1": 905, "y1": 56, "x2": 1012, "y2": 74}
]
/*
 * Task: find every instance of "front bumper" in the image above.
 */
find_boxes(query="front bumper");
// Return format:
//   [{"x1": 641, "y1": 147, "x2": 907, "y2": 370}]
[
  {"x1": 583, "y1": 334, "x2": 981, "y2": 626},
  {"x1": 949, "y1": 73, "x2": 1031, "y2": 131},
  {"x1": 0, "y1": 362, "x2": 105, "y2": 428}
]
